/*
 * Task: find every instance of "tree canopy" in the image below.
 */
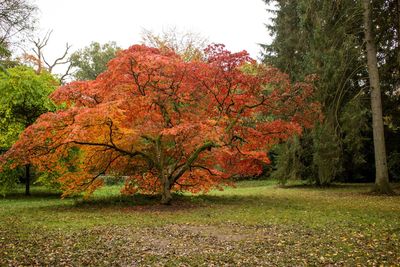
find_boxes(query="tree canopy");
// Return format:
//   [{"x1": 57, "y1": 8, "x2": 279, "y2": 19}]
[
  {"x1": 0, "y1": 0, "x2": 37, "y2": 46},
  {"x1": 0, "y1": 0, "x2": 37, "y2": 69},
  {"x1": 0, "y1": 66, "x2": 57, "y2": 149},
  {"x1": 1, "y1": 44, "x2": 319, "y2": 203}
]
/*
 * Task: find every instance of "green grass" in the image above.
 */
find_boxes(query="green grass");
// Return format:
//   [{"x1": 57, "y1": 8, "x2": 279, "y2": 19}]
[{"x1": 1, "y1": 180, "x2": 400, "y2": 266}]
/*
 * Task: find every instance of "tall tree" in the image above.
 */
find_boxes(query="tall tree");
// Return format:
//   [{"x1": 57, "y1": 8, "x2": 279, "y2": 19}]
[
  {"x1": 372, "y1": 0, "x2": 400, "y2": 182},
  {"x1": 2, "y1": 44, "x2": 319, "y2": 204},
  {"x1": 263, "y1": 0, "x2": 368, "y2": 185},
  {"x1": 362, "y1": 0, "x2": 391, "y2": 193},
  {"x1": 263, "y1": 0, "x2": 399, "y2": 186}
]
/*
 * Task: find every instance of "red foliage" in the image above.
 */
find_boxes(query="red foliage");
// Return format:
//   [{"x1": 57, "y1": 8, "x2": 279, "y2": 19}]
[{"x1": 1, "y1": 44, "x2": 320, "y2": 203}]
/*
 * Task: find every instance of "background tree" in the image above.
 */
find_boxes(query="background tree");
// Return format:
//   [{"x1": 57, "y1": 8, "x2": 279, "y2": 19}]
[
  {"x1": 362, "y1": 0, "x2": 391, "y2": 193},
  {"x1": 0, "y1": 0, "x2": 37, "y2": 69},
  {"x1": 0, "y1": 66, "x2": 58, "y2": 195},
  {"x1": 141, "y1": 28, "x2": 208, "y2": 62},
  {"x1": 372, "y1": 0, "x2": 400, "y2": 183},
  {"x1": 0, "y1": 0, "x2": 37, "y2": 48},
  {"x1": 2, "y1": 44, "x2": 319, "y2": 204},
  {"x1": 263, "y1": 0, "x2": 399, "y2": 186},
  {"x1": 263, "y1": 0, "x2": 368, "y2": 185},
  {"x1": 70, "y1": 41, "x2": 120, "y2": 81}
]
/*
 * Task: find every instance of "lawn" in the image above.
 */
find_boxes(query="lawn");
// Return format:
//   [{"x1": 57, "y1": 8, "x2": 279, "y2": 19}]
[{"x1": 1, "y1": 180, "x2": 399, "y2": 266}]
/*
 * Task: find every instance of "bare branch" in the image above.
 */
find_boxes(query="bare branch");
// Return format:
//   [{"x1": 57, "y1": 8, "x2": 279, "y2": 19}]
[
  {"x1": 27, "y1": 30, "x2": 72, "y2": 82},
  {"x1": 59, "y1": 62, "x2": 73, "y2": 84},
  {"x1": 43, "y1": 42, "x2": 72, "y2": 72}
]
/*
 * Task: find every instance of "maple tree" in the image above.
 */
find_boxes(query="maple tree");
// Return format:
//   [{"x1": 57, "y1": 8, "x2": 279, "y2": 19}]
[{"x1": 1, "y1": 44, "x2": 320, "y2": 204}]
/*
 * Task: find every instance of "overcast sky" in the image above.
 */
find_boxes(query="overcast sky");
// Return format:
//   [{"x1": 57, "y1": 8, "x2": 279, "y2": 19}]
[{"x1": 33, "y1": 0, "x2": 273, "y2": 74}]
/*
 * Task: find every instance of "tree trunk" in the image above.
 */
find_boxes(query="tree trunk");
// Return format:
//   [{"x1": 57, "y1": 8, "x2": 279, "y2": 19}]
[
  {"x1": 362, "y1": 0, "x2": 391, "y2": 193},
  {"x1": 155, "y1": 136, "x2": 173, "y2": 205},
  {"x1": 160, "y1": 178, "x2": 172, "y2": 205},
  {"x1": 397, "y1": 0, "x2": 400, "y2": 86},
  {"x1": 25, "y1": 164, "x2": 31, "y2": 196}
]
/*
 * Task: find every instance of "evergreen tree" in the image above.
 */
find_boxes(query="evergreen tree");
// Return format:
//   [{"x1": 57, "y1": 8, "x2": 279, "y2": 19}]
[
  {"x1": 263, "y1": 0, "x2": 369, "y2": 185},
  {"x1": 263, "y1": 0, "x2": 399, "y2": 185}
]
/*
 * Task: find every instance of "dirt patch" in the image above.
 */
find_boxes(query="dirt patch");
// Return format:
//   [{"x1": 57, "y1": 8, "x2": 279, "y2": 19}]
[
  {"x1": 169, "y1": 224, "x2": 255, "y2": 242},
  {"x1": 121, "y1": 200, "x2": 204, "y2": 213}
]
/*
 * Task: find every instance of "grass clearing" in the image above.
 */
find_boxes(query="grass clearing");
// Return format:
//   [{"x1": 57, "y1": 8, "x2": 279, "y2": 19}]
[{"x1": 1, "y1": 180, "x2": 400, "y2": 266}]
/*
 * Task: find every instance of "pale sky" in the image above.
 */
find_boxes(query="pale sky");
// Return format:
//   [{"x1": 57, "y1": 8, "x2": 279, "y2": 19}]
[{"x1": 33, "y1": 0, "x2": 272, "y2": 75}]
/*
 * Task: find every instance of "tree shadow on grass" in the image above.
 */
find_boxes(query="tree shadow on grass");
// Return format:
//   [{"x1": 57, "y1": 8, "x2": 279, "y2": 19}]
[
  {"x1": 35, "y1": 192, "x2": 272, "y2": 213},
  {"x1": 0, "y1": 190, "x2": 62, "y2": 200},
  {"x1": 75, "y1": 193, "x2": 264, "y2": 209}
]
